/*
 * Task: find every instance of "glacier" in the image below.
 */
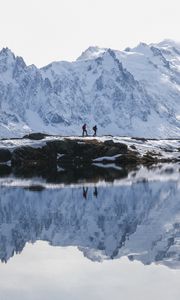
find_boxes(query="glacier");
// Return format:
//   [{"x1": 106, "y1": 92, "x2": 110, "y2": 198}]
[{"x1": 0, "y1": 39, "x2": 180, "y2": 138}]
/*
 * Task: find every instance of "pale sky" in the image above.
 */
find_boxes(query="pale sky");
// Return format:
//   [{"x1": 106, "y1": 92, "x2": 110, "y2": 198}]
[{"x1": 0, "y1": 0, "x2": 179, "y2": 67}]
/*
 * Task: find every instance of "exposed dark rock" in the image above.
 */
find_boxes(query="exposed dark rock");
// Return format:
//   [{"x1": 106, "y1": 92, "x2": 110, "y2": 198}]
[
  {"x1": 0, "y1": 165, "x2": 12, "y2": 176},
  {"x1": 114, "y1": 142, "x2": 128, "y2": 153},
  {"x1": 0, "y1": 148, "x2": 12, "y2": 163},
  {"x1": 116, "y1": 152, "x2": 141, "y2": 165},
  {"x1": 105, "y1": 146, "x2": 120, "y2": 156},
  {"x1": 1, "y1": 137, "x2": 179, "y2": 180},
  {"x1": 23, "y1": 133, "x2": 51, "y2": 140},
  {"x1": 11, "y1": 144, "x2": 57, "y2": 174},
  {"x1": 131, "y1": 137, "x2": 148, "y2": 142},
  {"x1": 103, "y1": 141, "x2": 128, "y2": 156},
  {"x1": 104, "y1": 140, "x2": 115, "y2": 147},
  {"x1": 163, "y1": 149, "x2": 174, "y2": 153},
  {"x1": 130, "y1": 145, "x2": 137, "y2": 150},
  {"x1": 142, "y1": 152, "x2": 158, "y2": 164}
]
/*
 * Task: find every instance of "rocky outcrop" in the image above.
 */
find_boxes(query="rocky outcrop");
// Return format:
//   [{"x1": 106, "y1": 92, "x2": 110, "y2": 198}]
[
  {"x1": 12, "y1": 138, "x2": 129, "y2": 166},
  {"x1": 0, "y1": 149, "x2": 11, "y2": 163},
  {"x1": 23, "y1": 133, "x2": 51, "y2": 140},
  {"x1": 0, "y1": 137, "x2": 179, "y2": 180},
  {"x1": 12, "y1": 144, "x2": 56, "y2": 168}
]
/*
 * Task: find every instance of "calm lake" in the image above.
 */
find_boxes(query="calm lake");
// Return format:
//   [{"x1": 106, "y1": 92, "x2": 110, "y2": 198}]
[{"x1": 0, "y1": 163, "x2": 180, "y2": 299}]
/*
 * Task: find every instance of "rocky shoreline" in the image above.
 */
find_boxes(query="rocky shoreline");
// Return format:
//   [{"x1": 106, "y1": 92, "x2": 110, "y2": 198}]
[{"x1": 0, "y1": 134, "x2": 180, "y2": 179}]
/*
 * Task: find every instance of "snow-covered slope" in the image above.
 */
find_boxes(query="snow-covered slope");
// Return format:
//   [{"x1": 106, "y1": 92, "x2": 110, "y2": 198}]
[{"x1": 0, "y1": 40, "x2": 180, "y2": 138}]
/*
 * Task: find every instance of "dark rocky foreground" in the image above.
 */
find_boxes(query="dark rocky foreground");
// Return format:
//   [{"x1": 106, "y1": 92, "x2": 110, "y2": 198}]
[{"x1": 0, "y1": 133, "x2": 180, "y2": 183}]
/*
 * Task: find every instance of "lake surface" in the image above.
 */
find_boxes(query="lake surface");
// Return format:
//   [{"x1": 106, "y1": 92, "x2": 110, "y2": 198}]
[{"x1": 0, "y1": 163, "x2": 180, "y2": 299}]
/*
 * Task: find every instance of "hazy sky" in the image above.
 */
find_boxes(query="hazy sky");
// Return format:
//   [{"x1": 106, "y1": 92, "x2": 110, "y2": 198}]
[{"x1": 0, "y1": 0, "x2": 179, "y2": 67}]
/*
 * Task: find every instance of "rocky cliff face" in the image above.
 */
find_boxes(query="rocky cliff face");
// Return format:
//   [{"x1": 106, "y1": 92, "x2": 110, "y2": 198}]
[{"x1": 0, "y1": 39, "x2": 180, "y2": 138}]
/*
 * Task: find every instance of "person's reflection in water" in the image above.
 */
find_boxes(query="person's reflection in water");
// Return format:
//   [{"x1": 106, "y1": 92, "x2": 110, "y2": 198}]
[
  {"x1": 83, "y1": 187, "x2": 88, "y2": 199},
  {"x1": 93, "y1": 187, "x2": 98, "y2": 198}
]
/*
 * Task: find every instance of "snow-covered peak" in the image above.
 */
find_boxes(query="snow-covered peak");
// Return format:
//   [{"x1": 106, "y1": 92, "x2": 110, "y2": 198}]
[
  {"x1": 0, "y1": 47, "x2": 15, "y2": 59},
  {"x1": 0, "y1": 40, "x2": 180, "y2": 138},
  {"x1": 131, "y1": 42, "x2": 149, "y2": 53},
  {"x1": 0, "y1": 47, "x2": 16, "y2": 72},
  {"x1": 77, "y1": 46, "x2": 107, "y2": 61},
  {"x1": 155, "y1": 39, "x2": 180, "y2": 49},
  {"x1": 0, "y1": 47, "x2": 27, "y2": 72}
]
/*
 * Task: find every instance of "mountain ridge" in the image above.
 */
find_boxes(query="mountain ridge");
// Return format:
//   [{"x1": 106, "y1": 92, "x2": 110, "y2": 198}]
[{"x1": 0, "y1": 40, "x2": 180, "y2": 138}]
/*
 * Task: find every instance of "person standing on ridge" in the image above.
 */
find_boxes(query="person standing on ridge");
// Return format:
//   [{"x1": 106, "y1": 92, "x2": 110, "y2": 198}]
[
  {"x1": 82, "y1": 124, "x2": 88, "y2": 137},
  {"x1": 93, "y1": 125, "x2": 97, "y2": 137}
]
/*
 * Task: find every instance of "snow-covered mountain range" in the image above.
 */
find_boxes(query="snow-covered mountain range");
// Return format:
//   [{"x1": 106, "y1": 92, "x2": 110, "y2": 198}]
[{"x1": 0, "y1": 39, "x2": 180, "y2": 138}]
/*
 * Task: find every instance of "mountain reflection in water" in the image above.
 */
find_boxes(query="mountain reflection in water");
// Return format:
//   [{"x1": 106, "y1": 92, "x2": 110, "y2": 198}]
[{"x1": 0, "y1": 163, "x2": 180, "y2": 269}]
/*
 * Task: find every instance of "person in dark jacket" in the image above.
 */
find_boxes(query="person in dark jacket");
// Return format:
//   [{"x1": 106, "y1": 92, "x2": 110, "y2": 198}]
[
  {"x1": 82, "y1": 124, "x2": 88, "y2": 137},
  {"x1": 92, "y1": 125, "x2": 97, "y2": 137}
]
